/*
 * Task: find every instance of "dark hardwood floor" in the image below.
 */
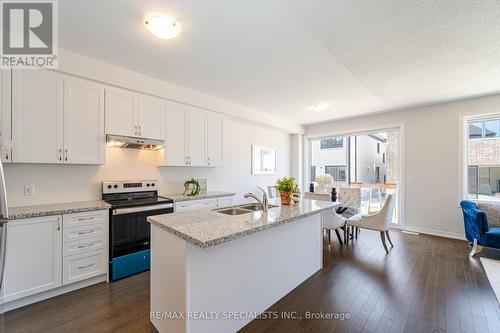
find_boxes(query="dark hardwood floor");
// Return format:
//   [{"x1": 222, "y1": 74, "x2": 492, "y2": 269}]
[{"x1": 3, "y1": 229, "x2": 500, "y2": 333}]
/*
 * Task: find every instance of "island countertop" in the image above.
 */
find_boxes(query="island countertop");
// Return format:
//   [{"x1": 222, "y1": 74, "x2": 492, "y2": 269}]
[{"x1": 148, "y1": 199, "x2": 337, "y2": 248}]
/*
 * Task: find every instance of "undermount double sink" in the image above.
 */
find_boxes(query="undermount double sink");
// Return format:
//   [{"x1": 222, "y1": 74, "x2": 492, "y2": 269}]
[{"x1": 214, "y1": 203, "x2": 278, "y2": 215}]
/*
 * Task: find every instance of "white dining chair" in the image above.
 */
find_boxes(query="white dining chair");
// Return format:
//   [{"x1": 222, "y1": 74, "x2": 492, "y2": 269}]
[
  {"x1": 322, "y1": 208, "x2": 347, "y2": 246},
  {"x1": 346, "y1": 194, "x2": 396, "y2": 253}
]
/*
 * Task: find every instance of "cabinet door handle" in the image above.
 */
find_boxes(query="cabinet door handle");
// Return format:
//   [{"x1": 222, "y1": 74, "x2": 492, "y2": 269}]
[
  {"x1": 58, "y1": 149, "x2": 62, "y2": 161},
  {"x1": 134, "y1": 125, "x2": 138, "y2": 136},
  {"x1": 77, "y1": 229, "x2": 94, "y2": 235},
  {"x1": 77, "y1": 242, "x2": 95, "y2": 249},
  {"x1": 57, "y1": 222, "x2": 61, "y2": 231},
  {"x1": 139, "y1": 126, "x2": 142, "y2": 136},
  {"x1": 64, "y1": 149, "x2": 68, "y2": 161},
  {"x1": 78, "y1": 217, "x2": 94, "y2": 221},
  {"x1": 77, "y1": 263, "x2": 95, "y2": 270},
  {"x1": 5, "y1": 153, "x2": 8, "y2": 160},
  {"x1": 207, "y1": 157, "x2": 210, "y2": 165}
]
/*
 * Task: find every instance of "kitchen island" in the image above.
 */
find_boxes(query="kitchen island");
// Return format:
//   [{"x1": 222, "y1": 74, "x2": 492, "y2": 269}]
[{"x1": 147, "y1": 199, "x2": 336, "y2": 333}]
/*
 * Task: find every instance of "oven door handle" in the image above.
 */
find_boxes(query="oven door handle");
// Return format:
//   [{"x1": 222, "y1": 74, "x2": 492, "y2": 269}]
[{"x1": 112, "y1": 203, "x2": 173, "y2": 215}]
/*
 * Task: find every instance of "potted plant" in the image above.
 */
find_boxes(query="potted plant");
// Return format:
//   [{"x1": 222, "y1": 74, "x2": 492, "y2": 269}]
[{"x1": 276, "y1": 177, "x2": 296, "y2": 205}]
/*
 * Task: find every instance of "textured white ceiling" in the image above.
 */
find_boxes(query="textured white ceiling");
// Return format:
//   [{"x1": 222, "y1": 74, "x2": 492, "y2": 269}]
[{"x1": 59, "y1": 0, "x2": 500, "y2": 125}]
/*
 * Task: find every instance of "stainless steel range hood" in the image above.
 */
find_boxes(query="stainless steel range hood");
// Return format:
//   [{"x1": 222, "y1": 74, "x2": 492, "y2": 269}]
[{"x1": 106, "y1": 134, "x2": 164, "y2": 150}]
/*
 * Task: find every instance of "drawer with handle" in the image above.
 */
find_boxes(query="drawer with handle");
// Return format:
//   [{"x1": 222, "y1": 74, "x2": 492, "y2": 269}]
[
  {"x1": 63, "y1": 249, "x2": 107, "y2": 285},
  {"x1": 174, "y1": 199, "x2": 216, "y2": 212},
  {"x1": 63, "y1": 236, "x2": 107, "y2": 257},
  {"x1": 63, "y1": 223, "x2": 106, "y2": 243},
  {"x1": 63, "y1": 210, "x2": 107, "y2": 229}
]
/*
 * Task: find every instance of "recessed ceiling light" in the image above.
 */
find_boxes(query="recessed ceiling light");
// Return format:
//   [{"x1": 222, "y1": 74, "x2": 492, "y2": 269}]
[
  {"x1": 144, "y1": 13, "x2": 181, "y2": 40},
  {"x1": 310, "y1": 103, "x2": 329, "y2": 112}
]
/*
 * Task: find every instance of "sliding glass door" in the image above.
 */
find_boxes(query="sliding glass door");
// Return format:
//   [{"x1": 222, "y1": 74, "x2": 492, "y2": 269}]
[{"x1": 309, "y1": 129, "x2": 400, "y2": 224}]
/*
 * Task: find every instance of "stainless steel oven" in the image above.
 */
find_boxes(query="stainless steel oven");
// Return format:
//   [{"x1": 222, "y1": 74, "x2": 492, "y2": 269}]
[{"x1": 103, "y1": 180, "x2": 173, "y2": 281}]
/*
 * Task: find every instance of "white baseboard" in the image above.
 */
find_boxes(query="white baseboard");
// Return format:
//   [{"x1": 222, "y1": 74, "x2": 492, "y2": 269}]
[
  {"x1": 0, "y1": 274, "x2": 107, "y2": 314},
  {"x1": 391, "y1": 225, "x2": 466, "y2": 241}
]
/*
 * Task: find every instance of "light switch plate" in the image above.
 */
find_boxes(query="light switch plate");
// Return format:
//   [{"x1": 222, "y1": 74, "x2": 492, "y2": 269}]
[{"x1": 24, "y1": 184, "x2": 35, "y2": 196}]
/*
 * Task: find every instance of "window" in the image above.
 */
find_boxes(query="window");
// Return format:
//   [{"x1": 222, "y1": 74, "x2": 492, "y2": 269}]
[
  {"x1": 467, "y1": 117, "x2": 500, "y2": 201},
  {"x1": 485, "y1": 120, "x2": 500, "y2": 138},
  {"x1": 468, "y1": 120, "x2": 500, "y2": 139},
  {"x1": 310, "y1": 130, "x2": 400, "y2": 222},
  {"x1": 320, "y1": 137, "x2": 343, "y2": 149},
  {"x1": 310, "y1": 166, "x2": 316, "y2": 183},
  {"x1": 325, "y1": 165, "x2": 347, "y2": 181}
]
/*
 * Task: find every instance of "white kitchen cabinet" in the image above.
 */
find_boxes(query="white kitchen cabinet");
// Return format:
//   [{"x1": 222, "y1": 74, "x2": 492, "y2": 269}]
[
  {"x1": 11, "y1": 70, "x2": 64, "y2": 163},
  {"x1": 187, "y1": 107, "x2": 207, "y2": 166},
  {"x1": 174, "y1": 198, "x2": 217, "y2": 212},
  {"x1": 105, "y1": 88, "x2": 166, "y2": 140},
  {"x1": 105, "y1": 87, "x2": 138, "y2": 137},
  {"x1": 174, "y1": 197, "x2": 233, "y2": 212},
  {"x1": 62, "y1": 249, "x2": 107, "y2": 285},
  {"x1": 64, "y1": 76, "x2": 105, "y2": 164},
  {"x1": 11, "y1": 70, "x2": 105, "y2": 165},
  {"x1": 206, "y1": 112, "x2": 224, "y2": 167},
  {"x1": 164, "y1": 103, "x2": 187, "y2": 166},
  {"x1": 163, "y1": 103, "x2": 225, "y2": 167},
  {"x1": 138, "y1": 96, "x2": 165, "y2": 140},
  {"x1": 0, "y1": 69, "x2": 11, "y2": 163},
  {"x1": 1, "y1": 215, "x2": 63, "y2": 303}
]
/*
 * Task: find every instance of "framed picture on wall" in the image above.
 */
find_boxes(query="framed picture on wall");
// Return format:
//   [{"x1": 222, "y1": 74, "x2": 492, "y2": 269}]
[{"x1": 251, "y1": 145, "x2": 277, "y2": 175}]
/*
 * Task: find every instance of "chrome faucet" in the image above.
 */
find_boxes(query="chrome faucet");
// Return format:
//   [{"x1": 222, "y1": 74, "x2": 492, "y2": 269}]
[{"x1": 243, "y1": 187, "x2": 269, "y2": 212}]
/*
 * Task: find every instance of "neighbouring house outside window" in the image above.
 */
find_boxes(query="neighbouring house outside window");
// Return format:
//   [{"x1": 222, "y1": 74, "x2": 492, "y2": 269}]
[{"x1": 467, "y1": 117, "x2": 500, "y2": 201}]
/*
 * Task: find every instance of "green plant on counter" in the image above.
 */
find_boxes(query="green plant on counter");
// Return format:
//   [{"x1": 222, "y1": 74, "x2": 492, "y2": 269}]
[
  {"x1": 184, "y1": 178, "x2": 200, "y2": 196},
  {"x1": 276, "y1": 177, "x2": 296, "y2": 193}
]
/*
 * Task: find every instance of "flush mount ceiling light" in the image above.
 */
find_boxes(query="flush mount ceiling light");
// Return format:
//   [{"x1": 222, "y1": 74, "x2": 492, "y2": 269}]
[
  {"x1": 310, "y1": 103, "x2": 329, "y2": 112},
  {"x1": 144, "y1": 13, "x2": 181, "y2": 40}
]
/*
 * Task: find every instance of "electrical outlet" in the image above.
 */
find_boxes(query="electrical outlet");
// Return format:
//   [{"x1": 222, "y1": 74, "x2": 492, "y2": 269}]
[{"x1": 24, "y1": 184, "x2": 35, "y2": 196}]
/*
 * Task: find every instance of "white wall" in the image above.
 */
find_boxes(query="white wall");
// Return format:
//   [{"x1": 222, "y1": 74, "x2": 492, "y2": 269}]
[
  {"x1": 306, "y1": 93, "x2": 500, "y2": 239},
  {"x1": 5, "y1": 118, "x2": 290, "y2": 206}
]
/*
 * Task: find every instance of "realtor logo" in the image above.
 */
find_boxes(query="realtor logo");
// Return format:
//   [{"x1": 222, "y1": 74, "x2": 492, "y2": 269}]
[{"x1": 1, "y1": 0, "x2": 58, "y2": 68}]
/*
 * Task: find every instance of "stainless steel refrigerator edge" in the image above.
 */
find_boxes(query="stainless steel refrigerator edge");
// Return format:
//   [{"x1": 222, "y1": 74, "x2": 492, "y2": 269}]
[{"x1": 0, "y1": 159, "x2": 9, "y2": 292}]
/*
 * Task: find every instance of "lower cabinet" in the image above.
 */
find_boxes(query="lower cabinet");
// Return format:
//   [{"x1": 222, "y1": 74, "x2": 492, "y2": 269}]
[
  {"x1": 174, "y1": 196, "x2": 234, "y2": 212},
  {"x1": 1, "y1": 215, "x2": 63, "y2": 303},
  {"x1": 62, "y1": 210, "x2": 108, "y2": 286},
  {"x1": 1, "y1": 210, "x2": 109, "y2": 305},
  {"x1": 63, "y1": 250, "x2": 107, "y2": 285}
]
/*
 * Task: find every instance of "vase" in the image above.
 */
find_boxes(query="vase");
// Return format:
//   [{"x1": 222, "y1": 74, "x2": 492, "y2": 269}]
[
  {"x1": 318, "y1": 182, "x2": 327, "y2": 193},
  {"x1": 280, "y1": 192, "x2": 292, "y2": 205}
]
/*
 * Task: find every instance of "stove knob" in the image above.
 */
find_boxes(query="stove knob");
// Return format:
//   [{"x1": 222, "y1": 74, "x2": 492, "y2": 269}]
[
  {"x1": 107, "y1": 185, "x2": 112, "y2": 189},
  {"x1": 146, "y1": 183, "x2": 150, "y2": 187},
  {"x1": 151, "y1": 183, "x2": 155, "y2": 187},
  {"x1": 113, "y1": 185, "x2": 118, "y2": 189}
]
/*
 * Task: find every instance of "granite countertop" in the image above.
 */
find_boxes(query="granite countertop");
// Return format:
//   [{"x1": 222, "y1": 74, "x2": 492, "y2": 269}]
[
  {"x1": 164, "y1": 191, "x2": 235, "y2": 203},
  {"x1": 7, "y1": 200, "x2": 111, "y2": 220},
  {"x1": 148, "y1": 199, "x2": 337, "y2": 248}
]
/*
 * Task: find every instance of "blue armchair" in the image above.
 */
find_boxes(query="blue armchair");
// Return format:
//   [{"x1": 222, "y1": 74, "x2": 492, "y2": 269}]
[{"x1": 460, "y1": 200, "x2": 500, "y2": 256}]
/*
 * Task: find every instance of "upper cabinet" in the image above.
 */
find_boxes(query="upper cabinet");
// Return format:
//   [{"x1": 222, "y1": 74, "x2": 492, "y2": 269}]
[
  {"x1": 105, "y1": 88, "x2": 165, "y2": 140},
  {"x1": 64, "y1": 77, "x2": 105, "y2": 164},
  {"x1": 163, "y1": 104, "x2": 224, "y2": 167},
  {"x1": 104, "y1": 88, "x2": 138, "y2": 137},
  {"x1": 11, "y1": 70, "x2": 64, "y2": 164},
  {"x1": 206, "y1": 112, "x2": 224, "y2": 167},
  {"x1": 164, "y1": 103, "x2": 187, "y2": 166},
  {"x1": 1, "y1": 69, "x2": 11, "y2": 163},
  {"x1": 138, "y1": 96, "x2": 165, "y2": 140},
  {"x1": 11, "y1": 70, "x2": 105, "y2": 164},
  {"x1": 187, "y1": 107, "x2": 207, "y2": 166}
]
